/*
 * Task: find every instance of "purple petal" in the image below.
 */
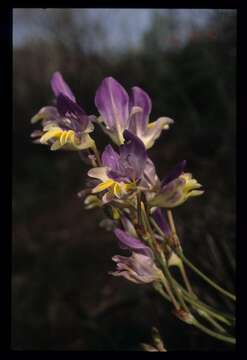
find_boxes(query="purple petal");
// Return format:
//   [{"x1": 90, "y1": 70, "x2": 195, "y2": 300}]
[
  {"x1": 111, "y1": 253, "x2": 158, "y2": 284},
  {"x1": 142, "y1": 157, "x2": 160, "y2": 188},
  {"x1": 152, "y1": 209, "x2": 171, "y2": 237},
  {"x1": 114, "y1": 228, "x2": 153, "y2": 258},
  {"x1": 101, "y1": 144, "x2": 120, "y2": 169},
  {"x1": 161, "y1": 160, "x2": 187, "y2": 187},
  {"x1": 129, "y1": 86, "x2": 152, "y2": 134},
  {"x1": 51, "y1": 72, "x2": 76, "y2": 102},
  {"x1": 95, "y1": 77, "x2": 129, "y2": 130},
  {"x1": 119, "y1": 130, "x2": 147, "y2": 181},
  {"x1": 57, "y1": 94, "x2": 89, "y2": 131}
]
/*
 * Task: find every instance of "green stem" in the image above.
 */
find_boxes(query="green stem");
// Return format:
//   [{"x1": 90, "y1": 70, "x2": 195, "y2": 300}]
[
  {"x1": 153, "y1": 282, "x2": 171, "y2": 302},
  {"x1": 166, "y1": 210, "x2": 235, "y2": 302},
  {"x1": 160, "y1": 275, "x2": 180, "y2": 311},
  {"x1": 173, "y1": 277, "x2": 233, "y2": 326},
  {"x1": 150, "y1": 216, "x2": 235, "y2": 324},
  {"x1": 192, "y1": 320, "x2": 236, "y2": 344},
  {"x1": 177, "y1": 250, "x2": 236, "y2": 302},
  {"x1": 154, "y1": 274, "x2": 235, "y2": 343},
  {"x1": 91, "y1": 143, "x2": 101, "y2": 166},
  {"x1": 160, "y1": 255, "x2": 190, "y2": 312},
  {"x1": 184, "y1": 291, "x2": 231, "y2": 327}
]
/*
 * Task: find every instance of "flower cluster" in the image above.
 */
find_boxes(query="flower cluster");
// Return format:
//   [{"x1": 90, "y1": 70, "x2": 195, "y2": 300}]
[
  {"x1": 31, "y1": 72, "x2": 236, "y2": 348},
  {"x1": 31, "y1": 72, "x2": 204, "y2": 284}
]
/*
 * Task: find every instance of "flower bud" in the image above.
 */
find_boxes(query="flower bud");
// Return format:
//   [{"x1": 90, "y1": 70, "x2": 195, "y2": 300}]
[{"x1": 150, "y1": 173, "x2": 204, "y2": 208}]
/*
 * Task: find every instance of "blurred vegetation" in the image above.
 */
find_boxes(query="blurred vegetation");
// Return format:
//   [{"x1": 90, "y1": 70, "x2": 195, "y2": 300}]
[{"x1": 13, "y1": 9, "x2": 236, "y2": 350}]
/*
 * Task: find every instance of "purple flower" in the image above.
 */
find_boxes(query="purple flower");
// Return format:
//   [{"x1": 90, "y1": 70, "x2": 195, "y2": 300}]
[
  {"x1": 150, "y1": 161, "x2": 204, "y2": 208},
  {"x1": 109, "y1": 229, "x2": 162, "y2": 284},
  {"x1": 95, "y1": 77, "x2": 173, "y2": 149},
  {"x1": 110, "y1": 253, "x2": 161, "y2": 284},
  {"x1": 95, "y1": 77, "x2": 129, "y2": 138},
  {"x1": 107, "y1": 130, "x2": 147, "y2": 182},
  {"x1": 88, "y1": 130, "x2": 147, "y2": 201},
  {"x1": 31, "y1": 72, "x2": 94, "y2": 151},
  {"x1": 114, "y1": 228, "x2": 153, "y2": 258},
  {"x1": 51, "y1": 71, "x2": 76, "y2": 102}
]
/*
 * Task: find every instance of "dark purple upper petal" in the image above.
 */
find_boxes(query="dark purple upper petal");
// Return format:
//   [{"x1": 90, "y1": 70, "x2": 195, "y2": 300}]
[
  {"x1": 95, "y1": 77, "x2": 129, "y2": 130},
  {"x1": 119, "y1": 130, "x2": 147, "y2": 181},
  {"x1": 152, "y1": 209, "x2": 171, "y2": 237},
  {"x1": 114, "y1": 228, "x2": 153, "y2": 258},
  {"x1": 51, "y1": 72, "x2": 76, "y2": 102},
  {"x1": 161, "y1": 160, "x2": 187, "y2": 187},
  {"x1": 57, "y1": 94, "x2": 89, "y2": 132},
  {"x1": 129, "y1": 86, "x2": 152, "y2": 134}
]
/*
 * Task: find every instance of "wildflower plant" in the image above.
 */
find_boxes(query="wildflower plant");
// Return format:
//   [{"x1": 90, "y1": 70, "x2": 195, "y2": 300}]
[{"x1": 31, "y1": 72, "x2": 236, "y2": 350}]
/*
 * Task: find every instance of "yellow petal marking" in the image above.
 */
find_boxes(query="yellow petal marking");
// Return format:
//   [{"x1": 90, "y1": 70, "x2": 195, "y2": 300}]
[
  {"x1": 59, "y1": 131, "x2": 67, "y2": 146},
  {"x1": 92, "y1": 179, "x2": 115, "y2": 193},
  {"x1": 40, "y1": 129, "x2": 62, "y2": 144}
]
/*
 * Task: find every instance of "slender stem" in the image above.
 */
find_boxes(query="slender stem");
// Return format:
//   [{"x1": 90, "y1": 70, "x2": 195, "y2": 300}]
[
  {"x1": 167, "y1": 210, "x2": 236, "y2": 302},
  {"x1": 151, "y1": 217, "x2": 193, "y2": 296},
  {"x1": 167, "y1": 210, "x2": 181, "y2": 249},
  {"x1": 91, "y1": 143, "x2": 101, "y2": 166},
  {"x1": 150, "y1": 216, "x2": 235, "y2": 324},
  {"x1": 198, "y1": 311, "x2": 227, "y2": 334},
  {"x1": 160, "y1": 276, "x2": 180, "y2": 311},
  {"x1": 177, "y1": 250, "x2": 236, "y2": 302},
  {"x1": 192, "y1": 320, "x2": 236, "y2": 344},
  {"x1": 186, "y1": 293, "x2": 234, "y2": 325},
  {"x1": 153, "y1": 282, "x2": 171, "y2": 302},
  {"x1": 160, "y1": 254, "x2": 190, "y2": 313},
  {"x1": 173, "y1": 278, "x2": 233, "y2": 326},
  {"x1": 154, "y1": 273, "x2": 235, "y2": 343},
  {"x1": 141, "y1": 204, "x2": 181, "y2": 311},
  {"x1": 135, "y1": 200, "x2": 235, "y2": 344},
  {"x1": 179, "y1": 262, "x2": 194, "y2": 296}
]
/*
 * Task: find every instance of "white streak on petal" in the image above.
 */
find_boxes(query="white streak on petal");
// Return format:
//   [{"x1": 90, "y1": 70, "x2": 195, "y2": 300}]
[{"x1": 88, "y1": 167, "x2": 109, "y2": 182}]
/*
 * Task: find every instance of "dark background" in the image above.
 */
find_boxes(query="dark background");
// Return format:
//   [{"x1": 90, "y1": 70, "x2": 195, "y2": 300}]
[{"x1": 13, "y1": 9, "x2": 236, "y2": 351}]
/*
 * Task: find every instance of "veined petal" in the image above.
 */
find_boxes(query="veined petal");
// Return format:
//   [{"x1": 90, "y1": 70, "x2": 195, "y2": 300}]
[
  {"x1": 142, "y1": 157, "x2": 160, "y2": 189},
  {"x1": 129, "y1": 86, "x2": 152, "y2": 135},
  {"x1": 119, "y1": 130, "x2": 147, "y2": 181},
  {"x1": 51, "y1": 72, "x2": 76, "y2": 102},
  {"x1": 114, "y1": 228, "x2": 153, "y2": 258},
  {"x1": 95, "y1": 77, "x2": 129, "y2": 132},
  {"x1": 101, "y1": 144, "x2": 120, "y2": 169},
  {"x1": 56, "y1": 94, "x2": 89, "y2": 132},
  {"x1": 143, "y1": 117, "x2": 174, "y2": 149}
]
